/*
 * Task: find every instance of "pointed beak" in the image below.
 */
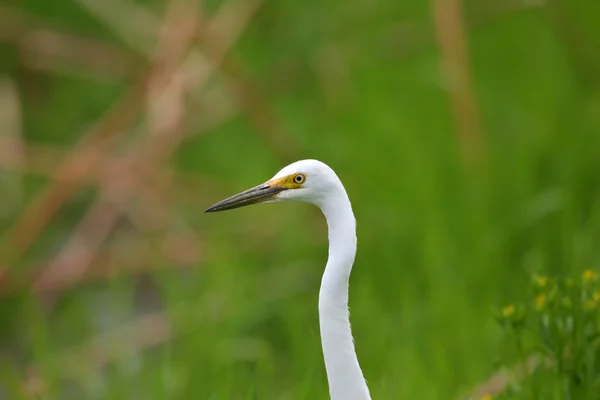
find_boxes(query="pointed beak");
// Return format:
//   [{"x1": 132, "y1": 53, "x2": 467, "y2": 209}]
[{"x1": 204, "y1": 181, "x2": 286, "y2": 213}]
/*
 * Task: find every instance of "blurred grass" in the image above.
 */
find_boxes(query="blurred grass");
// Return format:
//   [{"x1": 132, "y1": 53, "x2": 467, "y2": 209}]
[{"x1": 1, "y1": 0, "x2": 600, "y2": 399}]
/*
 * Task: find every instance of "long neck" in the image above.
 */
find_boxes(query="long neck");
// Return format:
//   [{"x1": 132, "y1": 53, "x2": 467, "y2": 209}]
[{"x1": 318, "y1": 189, "x2": 371, "y2": 400}]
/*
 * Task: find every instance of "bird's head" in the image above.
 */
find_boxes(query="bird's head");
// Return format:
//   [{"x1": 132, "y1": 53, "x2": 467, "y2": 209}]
[{"x1": 204, "y1": 159, "x2": 341, "y2": 213}]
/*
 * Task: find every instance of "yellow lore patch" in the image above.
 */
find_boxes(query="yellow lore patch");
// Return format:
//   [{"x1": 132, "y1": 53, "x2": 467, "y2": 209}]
[{"x1": 268, "y1": 173, "x2": 306, "y2": 189}]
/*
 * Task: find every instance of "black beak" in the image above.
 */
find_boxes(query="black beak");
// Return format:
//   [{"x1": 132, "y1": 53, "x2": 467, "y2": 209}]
[{"x1": 204, "y1": 182, "x2": 285, "y2": 213}]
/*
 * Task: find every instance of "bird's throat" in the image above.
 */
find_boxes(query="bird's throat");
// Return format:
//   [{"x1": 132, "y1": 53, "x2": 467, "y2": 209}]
[{"x1": 318, "y1": 193, "x2": 371, "y2": 400}]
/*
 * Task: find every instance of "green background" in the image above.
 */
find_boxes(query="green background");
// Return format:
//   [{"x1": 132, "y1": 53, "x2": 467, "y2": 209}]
[{"x1": 1, "y1": 0, "x2": 600, "y2": 398}]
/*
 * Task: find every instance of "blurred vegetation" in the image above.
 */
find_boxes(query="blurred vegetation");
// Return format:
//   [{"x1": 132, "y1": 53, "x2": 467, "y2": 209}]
[
  {"x1": 493, "y1": 271, "x2": 600, "y2": 399},
  {"x1": 0, "y1": 0, "x2": 599, "y2": 399}
]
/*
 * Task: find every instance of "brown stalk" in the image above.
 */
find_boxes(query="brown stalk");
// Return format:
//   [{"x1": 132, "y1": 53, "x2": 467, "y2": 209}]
[
  {"x1": 19, "y1": 29, "x2": 141, "y2": 80},
  {"x1": 0, "y1": 77, "x2": 24, "y2": 217},
  {"x1": 0, "y1": 225, "x2": 197, "y2": 295},
  {"x1": 0, "y1": 138, "x2": 225, "y2": 202},
  {"x1": 0, "y1": 4, "x2": 143, "y2": 79},
  {"x1": 0, "y1": 77, "x2": 23, "y2": 291},
  {"x1": 74, "y1": 0, "x2": 159, "y2": 56},
  {"x1": 461, "y1": 354, "x2": 542, "y2": 399},
  {"x1": 0, "y1": 4, "x2": 80, "y2": 41},
  {"x1": 33, "y1": 200, "x2": 122, "y2": 292},
  {"x1": 432, "y1": 0, "x2": 484, "y2": 163},
  {"x1": 8, "y1": 0, "x2": 275, "y2": 296},
  {"x1": 4, "y1": 70, "x2": 149, "y2": 257},
  {"x1": 32, "y1": 0, "x2": 264, "y2": 294},
  {"x1": 32, "y1": 0, "x2": 200, "y2": 294}
]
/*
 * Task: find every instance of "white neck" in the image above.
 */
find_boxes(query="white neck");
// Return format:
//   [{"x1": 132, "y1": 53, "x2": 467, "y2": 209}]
[{"x1": 317, "y1": 186, "x2": 371, "y2": 400}]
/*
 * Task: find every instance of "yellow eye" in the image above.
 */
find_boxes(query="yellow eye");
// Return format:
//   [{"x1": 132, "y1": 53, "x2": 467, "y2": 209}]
[{"x1": 293, "y1": 173, "x2": 306, "y2": 184}]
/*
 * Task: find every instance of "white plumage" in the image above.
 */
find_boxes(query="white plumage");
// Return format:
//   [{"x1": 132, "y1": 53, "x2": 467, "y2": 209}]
[{"x1": 206, "y1": 160, "x2": 371, "y2": 400}]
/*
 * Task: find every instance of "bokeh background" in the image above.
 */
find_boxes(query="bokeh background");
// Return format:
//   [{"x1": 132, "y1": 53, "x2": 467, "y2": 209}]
[{"x1": 1, "y1": 0, "x2": 600, "y2": 398}]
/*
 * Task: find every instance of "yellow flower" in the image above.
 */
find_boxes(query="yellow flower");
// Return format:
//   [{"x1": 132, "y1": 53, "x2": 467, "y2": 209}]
[
  {"x1": 480, "y1": 395, "x2": 493, "y2": 400},
  {"x1": 594, "y1": 291, "x2": 600, "y2": 302},
  {"x1": 584, "y1": 299, "x2": 597, "y2": 311},
  {"x1": 535, "y1": 275, "x2": 548, "y2": 288},
  {"x1": 502, "y1": 304, "x2": 515, "y2": 318},
  {"x1": 535, "y1": 294, "x2": 547, "y2": 310},
  {"x1": 583, "y1": 269, "x2": 598, "y2": 282}
]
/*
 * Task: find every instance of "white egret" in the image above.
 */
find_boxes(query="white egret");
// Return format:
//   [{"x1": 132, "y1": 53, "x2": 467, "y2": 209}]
[{"x1": 205, "y1": 159, "x2": 371, "y2": 400}]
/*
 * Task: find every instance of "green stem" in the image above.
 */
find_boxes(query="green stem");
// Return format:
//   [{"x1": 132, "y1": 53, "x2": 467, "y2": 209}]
[{"x1": 513, "y1": 327, "x2": 535, "y2": 400}]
